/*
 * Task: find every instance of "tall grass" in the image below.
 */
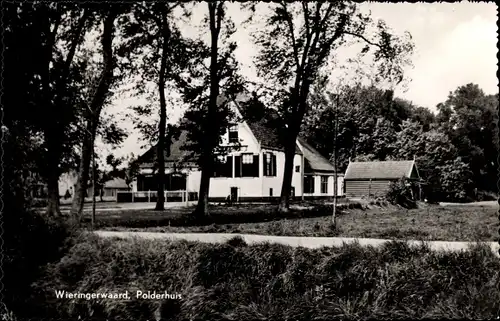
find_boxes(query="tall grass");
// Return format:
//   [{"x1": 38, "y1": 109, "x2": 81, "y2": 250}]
[{"x1": 28, "y1": 234, "x2": 500, "y2": 320}]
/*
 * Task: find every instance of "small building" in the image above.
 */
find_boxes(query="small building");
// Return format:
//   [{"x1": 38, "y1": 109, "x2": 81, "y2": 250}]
[
  {"x1": 103, "y1": 177, "x2": 130, "y2": 198},
  {"x1": 298, "y1": 137, "x2": 344, "y2": 198},
  {"x1": 344, "y1": 160, "x2": 421, "y2": 198}
]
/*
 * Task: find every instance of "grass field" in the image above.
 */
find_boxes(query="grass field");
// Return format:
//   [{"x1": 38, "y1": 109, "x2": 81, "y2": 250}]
[
  {"x1": 28, "y1": 234, "x2": 500, "y2": 320},
  {"x1": 93, "y1": 202, "x2": 498, "y2": 242}
]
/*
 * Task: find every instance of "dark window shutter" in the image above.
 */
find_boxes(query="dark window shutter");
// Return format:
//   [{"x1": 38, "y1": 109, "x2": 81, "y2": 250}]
[
  {"x1": 226, "y1": 156, "x2": 233, "y2": 177},
  {"x1": 263, "y1": 153, "x2": 267, "y2": 176},
  {"x1": 272, "y1": 154, "x2": 277, "y2": 176},
  {"x1": 253, "y1": 155, "x2": 259, "y2": 177},
  {"x1": 235, "y1": 156, "x2": 241, "y2": 177}
]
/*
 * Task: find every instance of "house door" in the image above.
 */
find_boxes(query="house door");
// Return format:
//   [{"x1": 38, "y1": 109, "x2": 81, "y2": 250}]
[{"x1": 230, "y1": 187, "x2": 238, "y2": 202}]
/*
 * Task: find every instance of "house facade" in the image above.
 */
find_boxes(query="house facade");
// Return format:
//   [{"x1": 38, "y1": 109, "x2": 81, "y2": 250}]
[
  {"x1": 132, "y1": 94, "x2": 343, "y2": 201},
  {"x1": 343, "y1": 160, "x2": 421, "y2": 199}
]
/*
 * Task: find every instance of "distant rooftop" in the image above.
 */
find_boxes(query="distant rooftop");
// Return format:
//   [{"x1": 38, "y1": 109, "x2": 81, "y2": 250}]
[{"x1": 344, "y1": 160, "x2": 419, "y2": 180}]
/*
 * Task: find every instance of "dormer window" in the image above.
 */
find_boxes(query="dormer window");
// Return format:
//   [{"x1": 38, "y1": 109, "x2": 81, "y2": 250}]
[{"x1": 229, "y1": 125, "x2": 238, "y2": 143}]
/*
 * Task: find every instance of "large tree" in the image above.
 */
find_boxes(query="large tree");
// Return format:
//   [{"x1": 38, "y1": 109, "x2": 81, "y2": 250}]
[
  {"x1": 177, "y1": 2, "x2": 243, "y2": 217},
  {"x1": 70, "y1": 5, "x2": 126, "y2": 220},
  {"x1": 436, "y1": 84, "x2": 499, "y2": 193},
  {"x1": 121, "y1": 2, "x2": 190, "y2": 211},
  {"x1": 3, "y1": 2, "x2": 97, "y2": 217},
  {"x1": 249, "y1": 1, "x2": 414, "y2": 212}
]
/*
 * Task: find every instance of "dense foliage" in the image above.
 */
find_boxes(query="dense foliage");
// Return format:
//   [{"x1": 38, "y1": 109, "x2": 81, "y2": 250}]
[{"x1": 301, "y1": 83, "x2": 498, "y2": 202}]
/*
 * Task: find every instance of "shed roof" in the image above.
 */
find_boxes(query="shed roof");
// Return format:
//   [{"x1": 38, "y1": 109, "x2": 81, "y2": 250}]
[
  {"x1": 136, "y1": 130, "x2": 196, "y2": 168},
  {"x1": 344, "y1": 160, "x2": 418, "y2": 180},
  {"x1": 297, "y1": 137, "x2": 336, "y2": 173},
  {"x1": 103, "y1": 177, "x2": 129, "y2": 189}
]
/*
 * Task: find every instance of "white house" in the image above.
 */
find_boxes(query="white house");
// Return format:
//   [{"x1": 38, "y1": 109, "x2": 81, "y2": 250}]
[{"x1": 132, "y1": 94, "x2": 343, "y2": 201}]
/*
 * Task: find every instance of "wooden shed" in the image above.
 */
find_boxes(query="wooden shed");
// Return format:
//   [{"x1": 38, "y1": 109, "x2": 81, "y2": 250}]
[
  {"x1": 103, "y1": 178, "x2": 130, "y2": 198},
  {"x1": 344, "y1": 160, "x2": 421, "y2": 198}
]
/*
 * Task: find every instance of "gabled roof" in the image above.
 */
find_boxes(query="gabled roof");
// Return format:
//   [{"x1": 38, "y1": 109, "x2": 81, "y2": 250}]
[
  {"x1": 297, "y1": 137, "x2": 336, "y2": 173},
  {"x1": 232, "y1": 93, "x2": 302, "y2": 154},
  {"x1": 104, "y1": 177, "x2": 129, "y2": 189},
  {"x1": 136, "y1": 130, "x2": 197, "y2": 168},
  {"x1": 344, "y1": 160, "x2": 419, "y2": 180},
  {"x1": 137, "y1": 92, "x2": 310, "y2": 166}
]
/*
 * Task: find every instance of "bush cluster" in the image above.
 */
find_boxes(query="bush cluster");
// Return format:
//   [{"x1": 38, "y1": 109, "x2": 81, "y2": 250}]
[
  {"x1": 29, "y1": 235, "x2": 500, "y2": 320},
  {"x1": 386, "y1": 177, "x2": 417, "y2": 208}
]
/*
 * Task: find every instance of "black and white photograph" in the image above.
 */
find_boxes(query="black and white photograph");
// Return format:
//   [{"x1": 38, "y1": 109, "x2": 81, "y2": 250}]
[{"x1": 2, "y1": 1, "x2": 499, "y2": 320}]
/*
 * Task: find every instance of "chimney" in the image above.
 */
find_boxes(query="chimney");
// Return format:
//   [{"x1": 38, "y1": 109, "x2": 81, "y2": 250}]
[{"x1": 413, "y1": 155, "x2": 416, "y2": 161}]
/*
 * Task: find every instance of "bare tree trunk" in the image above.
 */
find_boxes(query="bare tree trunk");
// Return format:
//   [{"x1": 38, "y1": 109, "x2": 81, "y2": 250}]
[
  {"x1": 195, "y1": 155, "x2": 212, "y2": 217},
  {"x1": 278, "y1": 139, "x2": 297, "y2": 213},
  {"x1": 155, "y1": 16, "x2": 170, "y2": 211},
  {"x1": 194, "y1": 2, "x2": 221, "y2": 218},
  {"x1": 45, "y1": 166, "x2": 61, "y2": 217},
  {"x1": 71, "y1": 122, "x2": 93, "y2": 218},
  {"x1": 44, "y1": 129, "x2": 63, "y2": 217}
]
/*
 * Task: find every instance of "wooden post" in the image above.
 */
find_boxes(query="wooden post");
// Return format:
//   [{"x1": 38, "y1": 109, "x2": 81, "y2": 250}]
[
  {"x1": 368, "y1": 179, "x2": 372, "y2": 196},
  {"x1": 185, "y1": 172, "x2": 189, "y2": 206},
  {"x1": 333, "y1": 93, "x2": 338, "y2": 227},
  {"x1": 148, "y1": 190, "x2": 150, "y2": 202},
  {"x1": 91, "y1": 124, "x2": 96, "y2": 230}
]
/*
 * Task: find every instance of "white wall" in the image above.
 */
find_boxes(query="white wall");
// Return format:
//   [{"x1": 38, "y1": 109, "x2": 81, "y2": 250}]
[
  {"x1": 262, "y1": 151, "x2": 303, "y2": 197},
  {"x1": 219, "y1": 119, "x2": 261, "y2": 154},
  {"x1": 181, "y1": 150, "x2": 304, "y2": 199},
  {"x1": 58, "y1": 172, "x2": 78, "y2": 197},
  {"x1": 304, "y1": 174, "x2": 344, "y2": 197}
]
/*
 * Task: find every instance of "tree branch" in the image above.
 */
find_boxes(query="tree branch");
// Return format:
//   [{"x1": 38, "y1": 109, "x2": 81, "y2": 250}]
[
  {"x1": 216, "y1": 2, "x2": 223, "y2": 35},
  {"x1": 343, "y1": 31, "x2": 383, "y2": 49},
  {"x1": 302, "y1": 2, "x2": 310, "y2": 39},
  {"x1": 280, "y1": 2, "x2": 300, "y2": 70}
]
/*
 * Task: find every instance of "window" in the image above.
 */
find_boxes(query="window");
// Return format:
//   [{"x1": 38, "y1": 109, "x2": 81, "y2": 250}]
[
  {"x1": 213, "y1": 155, "x2": 233, "y2": 177},
  {"x1": 242, "y1": 153, "x2": 253, "y2": 164},
  {"x1": 321, "y1": 176, "x2": 328, "y2": 194},
  {"x1": 229, "y1": 125, "x2": 238, "y2": 143},
  {"x1": 235, "y1": 154, "x2": 259, "y2": 177},
  {"x1": 263, "y1": 152, "x2": 277, "y2": 176},
  {"x1": 304, "y1": 176, "x2": 315, "y2": 194},
  {"x1": 295, "y1": 165, "x2": 300, "y2": 173},
  {"x1": 269, "y1": 188, "x2": 273, "y2": 197}
]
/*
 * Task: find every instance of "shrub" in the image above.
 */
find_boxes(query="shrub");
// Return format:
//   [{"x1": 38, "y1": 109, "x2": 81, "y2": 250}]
[
  {"x1": 386, "y1": 177, "x2": 417, "y2": 209},
  {"x1": 30, "y1": 236, "x2": 500, "y2": 320},
  {"x1": 3, "y1": 203, "x2": 74, "y2": 319}
]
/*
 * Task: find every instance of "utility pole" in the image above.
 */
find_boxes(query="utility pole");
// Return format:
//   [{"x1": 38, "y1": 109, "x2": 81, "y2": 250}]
[
  {"x1": 332, "y1": 93, "x2": 339, "y2": 228},
  {"x1": 91, "y1": 119, "x2": 96, "y2": 230}
]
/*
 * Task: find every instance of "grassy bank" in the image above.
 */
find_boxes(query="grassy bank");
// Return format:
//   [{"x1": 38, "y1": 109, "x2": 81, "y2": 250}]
[
  {"x1": 100, "y1": 204, "x2": 498, "y2": 242},
  {"x1": 30, "y1": 234, "x2": 500, "y2": 320}
]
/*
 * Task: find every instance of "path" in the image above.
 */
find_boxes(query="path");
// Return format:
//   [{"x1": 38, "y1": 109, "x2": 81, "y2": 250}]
[
  {"x1": 57, "y1": 201, "x2": 197, "y2": 213},
  {"x1": 439, "y1": 200, "x2": 498, "y2": 207},
  {"x1": 95, "y1": 231, "x2": 500, "y2": 257}
]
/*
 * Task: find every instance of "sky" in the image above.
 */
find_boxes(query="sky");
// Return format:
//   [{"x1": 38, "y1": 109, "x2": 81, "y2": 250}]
[{"x1": 97, "y1": 1, "x2": 498, "y2": 165}]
